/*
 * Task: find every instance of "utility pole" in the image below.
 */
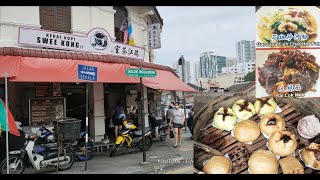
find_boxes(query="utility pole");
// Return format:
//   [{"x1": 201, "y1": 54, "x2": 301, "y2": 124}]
[
  {"x1": 179, "y1": 56, "x2": 187, "y2": 133},
  {"x1": 4, "y1": 73, "x2": 9, "y2": 174},
  {"x1": 85, "y1": 82, "x2": 89, "y2": 171},
  {"x1": 139, "y1": 66, "x2": 146, "y2": 163}
]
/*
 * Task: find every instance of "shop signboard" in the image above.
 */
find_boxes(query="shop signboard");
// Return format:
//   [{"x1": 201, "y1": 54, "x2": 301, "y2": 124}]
[
  {"x1": 29, "y1": 97, "x2": 66, "y2": 126},
  {"x1": 125, "y1": 68, "x2": 157, "y2": 78},
  {"x1": 34, "y1": 82, "x2": 53, "y2": 97},
  {"x1": 18, "y1": 27, "x2": 145, "y2": 60},
  {"x1": 147, "y1": 23, "x2": 161, "y2": 49},
  {"x1": 255, "y1": 6, "x2": 320, "y2": 98},
  {"x1": 78, "y1": 64, "x2": 97, "y2": 81}
]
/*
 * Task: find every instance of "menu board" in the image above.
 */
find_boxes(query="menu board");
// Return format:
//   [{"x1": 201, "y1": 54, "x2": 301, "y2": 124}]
[
  {"x1": 29, "y1": 97, "x2": 66, "y2": 125},
  {"x1": 256, "y1": 6, "x2": 320, "y2": 98},
  {"x1": 35, "y1": 83, "x2": 53, "y2": 97}
]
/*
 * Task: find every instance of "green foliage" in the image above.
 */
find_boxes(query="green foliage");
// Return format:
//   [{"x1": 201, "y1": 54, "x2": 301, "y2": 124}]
[{"x1": 244, "y1": 70, "x2": 255, "y2": 82}]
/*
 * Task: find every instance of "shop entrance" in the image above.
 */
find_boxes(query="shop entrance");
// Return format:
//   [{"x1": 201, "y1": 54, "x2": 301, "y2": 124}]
[{"x1": 61, "y1": 83, "x2": 87, "y2": 132}]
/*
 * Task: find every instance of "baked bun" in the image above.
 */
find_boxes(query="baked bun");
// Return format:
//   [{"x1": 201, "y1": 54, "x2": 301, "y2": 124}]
[
  {"x1": 254, "y1": 97, "x2": 277, "y2": 115},
  {"x1": 268, "y1": 131, "x2": 297, "y2": 157},
  {"x1": 202, "y1": 156, "x2": 232, "y2": 174},
  {"x1": 232, "y1": 99, "x2": 256, "y2": 121},
  {"x1": 297, "y1": 115, "x2": 320, "y2": 139},
  {"x1": 233, "y1": 120, "x2": 260, "y2": 143},
  {"x1": 260, "y1": 114, "x2": 286, "y2": 137},
  {"x1": 279, "y1": 156, "x2": 304, "y2": 174},
  {"x1": 213, "y1": 107, "x2": 237, "y2": 131},
  {"x1": 301, "y1": 143, "x2": 320, "y2": 170},
  {"x1": 248, "y1": 149, "x2": 278, "y2": 174}
]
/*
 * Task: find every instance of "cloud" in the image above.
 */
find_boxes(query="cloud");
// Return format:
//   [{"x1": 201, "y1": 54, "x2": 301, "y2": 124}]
[{"x1": 153, "y1": 6, "x2": 256, "y2": 80}]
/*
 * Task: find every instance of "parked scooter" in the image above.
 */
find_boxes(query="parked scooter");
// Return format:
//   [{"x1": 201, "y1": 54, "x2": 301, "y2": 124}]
[
  {"x1": 27, "y1": 125, "x2": 95, "y2": 161},
  {"x1": 149, "y1": 113, "x2": 169, "y2": 141},
  {"x1": 109, "y1": 120, "x2": 153, "y2": 157},
  {"x1": 0, "y1": 129, "x2": 75, "y2": 174}
]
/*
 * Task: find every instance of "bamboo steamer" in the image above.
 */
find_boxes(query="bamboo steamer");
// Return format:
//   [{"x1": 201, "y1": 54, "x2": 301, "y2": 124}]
[{"x1": 193, "y1": 90, "x2": 320, "y2": 174}]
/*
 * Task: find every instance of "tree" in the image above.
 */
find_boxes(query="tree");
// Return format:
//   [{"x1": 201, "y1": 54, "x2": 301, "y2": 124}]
[{"x1": 244, "y1": 70, "x2": 255, "y2": 82}]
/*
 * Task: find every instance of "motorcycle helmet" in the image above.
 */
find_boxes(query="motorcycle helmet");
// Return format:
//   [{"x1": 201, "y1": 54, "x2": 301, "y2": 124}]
[{"x1": 47, "y1": 134, "x2": 56, "y2": 143}]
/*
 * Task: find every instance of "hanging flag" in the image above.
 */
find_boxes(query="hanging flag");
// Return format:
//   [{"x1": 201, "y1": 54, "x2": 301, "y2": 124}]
[
  {"x1": 128, "y1": 22, "x2": 136, "y2": 46},
  {"x1": 123, "y1": 31, "x2": 128, "y2": 44},
  {"x1": 0, "y1": 99, "x2": 20, "y2": 136},
  {"x1": 120, "y1": 19, "x2": 128, "y2": 44}
]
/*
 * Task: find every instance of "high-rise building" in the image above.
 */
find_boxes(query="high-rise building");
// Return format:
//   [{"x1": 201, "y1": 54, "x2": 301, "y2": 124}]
[
  {"x1": 236, "y1": 40, "x2": 256, "y2": 75},
  {"x1": 172, "y1": 59, "x2": 191, "y2": 84},
  {"x1": 226, "y1": 57, "x2": 237, "y2": 68},
  {"x1": 200, "y1": 51, "x2": 227, "y2": 79},
  {"x1": 185, "y1": 61, "x2": 191, "y2": 84},
  {"x1": 236, "y1": 40, "x2": 256, "y2": 64},
  {"x1": 194, "y1": 61, "x2": 201, "y2": 85}
]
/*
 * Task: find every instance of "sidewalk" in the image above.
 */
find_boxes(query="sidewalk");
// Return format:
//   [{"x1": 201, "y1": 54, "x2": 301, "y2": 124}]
[{"x1": 24, "y1": 128, "x2": 193, "y2": 174}]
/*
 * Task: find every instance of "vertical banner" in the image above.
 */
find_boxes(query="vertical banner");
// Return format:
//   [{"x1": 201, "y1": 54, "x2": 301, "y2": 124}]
[
  {"x1": 255, "y1": 6, "x2": 320, "y2": 98},
  {"x1": 147, "y1": 23, "x2": 161, "y2": 49}
]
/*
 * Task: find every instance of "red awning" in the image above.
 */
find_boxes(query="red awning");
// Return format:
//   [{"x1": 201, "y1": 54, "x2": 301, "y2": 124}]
[
  {"x1": 0, "y1": 56, "x2": 20, "y2": 78},
  {"x1": 143, "y1": 70, "x2": 197, "y2": 92},
  {"x1": 0, "y1": 56, "x2": 196, "y2": 92},
  {"x1": 0, "y1": 56, "x2": 153, "y2": 84}
]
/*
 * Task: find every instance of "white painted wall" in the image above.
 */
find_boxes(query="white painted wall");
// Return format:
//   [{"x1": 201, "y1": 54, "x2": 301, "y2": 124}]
[
  {"x1": 0, "y1": 6, "x2": 155, "y2": 62},
  {"x1": 0, "y1": 6, "x2": 160, "y2": 141},
  {"x1": 0, "y1": 6, "x2": 40, "y2": 47}
]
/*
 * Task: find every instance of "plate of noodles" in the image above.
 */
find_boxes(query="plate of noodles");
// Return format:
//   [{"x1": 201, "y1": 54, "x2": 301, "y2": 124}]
[{"x1": 256, "y1": 6, "x2": 320, "y2": 47}]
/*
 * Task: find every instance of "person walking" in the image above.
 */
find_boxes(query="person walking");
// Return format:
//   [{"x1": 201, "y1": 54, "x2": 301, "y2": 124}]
[
  {"x1": 112, "y1": 103, "x2": 125, "y2": 139},
  {"x1": 166, "y1": 105, "x2": 173, "y2": 123},
  {"x1": 169, "y1": 102, "x2": 185, "y2": 148},
  {"x1": 187, "y1": 111, "x2": 194, "y2": 135}
]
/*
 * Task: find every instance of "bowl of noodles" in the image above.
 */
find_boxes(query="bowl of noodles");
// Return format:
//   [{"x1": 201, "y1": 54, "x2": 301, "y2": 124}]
[{"x1": 256, "y1": 6, "x2": 320, "y2": 47}]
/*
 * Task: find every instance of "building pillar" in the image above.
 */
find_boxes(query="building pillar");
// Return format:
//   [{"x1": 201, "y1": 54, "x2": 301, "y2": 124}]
[
  {"x1": 137, "y1": 84, "x2": 149, "y2": 128},
  {"x1": 89, "y1": 83, "x2": 105, "y2": 142}
]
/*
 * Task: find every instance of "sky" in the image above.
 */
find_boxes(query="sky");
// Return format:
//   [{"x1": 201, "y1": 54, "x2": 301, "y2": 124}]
[{"x1": 153, "y1": 6, "x2": 256, "y2": 83}]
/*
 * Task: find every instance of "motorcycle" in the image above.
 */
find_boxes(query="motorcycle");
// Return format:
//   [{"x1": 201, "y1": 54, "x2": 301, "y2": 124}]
[
  {"x1": 35, "y1": 125, "x2": 95, "y2": 161},
  {"x1": 149, "y1": 113, "x2": 169, "y2": 141},
  {"x1": 109, "y1": 120, "x2": 153, "y2": 157},
  {"x1": 74, "y1": 131, "x2": 95, "y2": 161},
  {"x1": 0, "y1": 129, "x2": 75, "y2": 174}
]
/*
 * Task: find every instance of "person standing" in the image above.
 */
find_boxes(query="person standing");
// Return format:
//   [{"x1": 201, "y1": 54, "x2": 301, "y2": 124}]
[
  {"x1": 112, "y1": 103, "x2": 125, "y2": 139},
  {"x1": 166, "y1": 105, "x2": 173, "y2": 123},
  {"x1": 169, "y1": 102, "x2": 185, "y2": 148},
  {"x1": 187, "y1": 111, "x2": 194, "y2": 135}
]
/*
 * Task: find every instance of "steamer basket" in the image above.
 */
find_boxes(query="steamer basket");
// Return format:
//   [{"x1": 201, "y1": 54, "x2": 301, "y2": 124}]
[{"x1": 193, "y1": 92, "x2": 320, "y2": 174}]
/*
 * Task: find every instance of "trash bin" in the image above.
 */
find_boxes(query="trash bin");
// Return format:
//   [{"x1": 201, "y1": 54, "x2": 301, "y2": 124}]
[{"x1": 53, "y1": 118, "x2": 82, "y2": 141}]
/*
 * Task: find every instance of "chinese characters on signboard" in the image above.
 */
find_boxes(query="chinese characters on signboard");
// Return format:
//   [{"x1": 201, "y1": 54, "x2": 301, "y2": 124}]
[
  {"x1": 255, "y1": 6, "x2": 320, "y2": 98},
  {"x1": 18, "y1": 27, "x2": 145, "y2": 60},
  {"x1": 147, "y1": 23, "x2": 161, "y2": 49},
  {"x1": 112, "y1": 44, "x2": 141, "y2": 58}
]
